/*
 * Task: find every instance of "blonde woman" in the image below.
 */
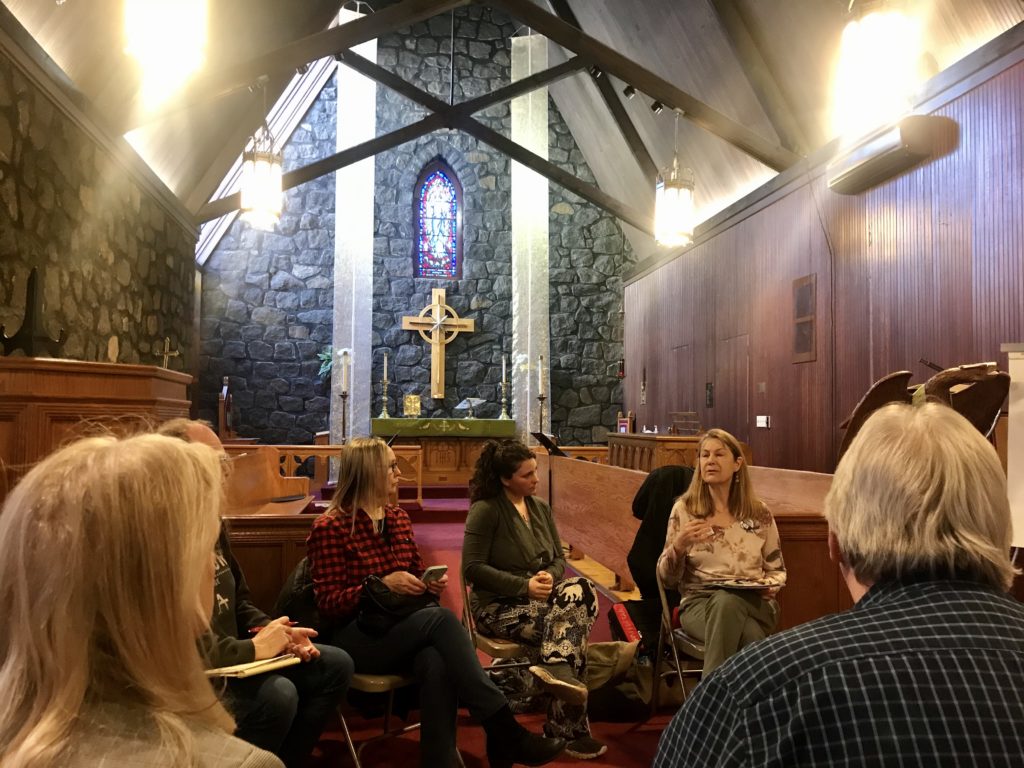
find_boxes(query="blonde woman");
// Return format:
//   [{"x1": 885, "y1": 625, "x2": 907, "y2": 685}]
[
  {"x1": 657, "y1": 428, "x2": 786, "y2": 675},
  {"x1": 307, "y1": 437, "x2": 565, "y2": 768},
  {"x1": 0, "y1": 434, "x2": 281, "y2": 768}
]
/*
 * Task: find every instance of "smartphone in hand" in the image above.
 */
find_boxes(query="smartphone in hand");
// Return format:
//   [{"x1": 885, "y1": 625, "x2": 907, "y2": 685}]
[{"x1": 421, "y1": 565, "x2": 448, "y2": 584}]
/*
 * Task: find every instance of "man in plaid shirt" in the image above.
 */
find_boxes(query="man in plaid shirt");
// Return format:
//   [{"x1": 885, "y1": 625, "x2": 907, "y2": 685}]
[{"x1": 655, "y1": 402, "x2": 1024, "y2": 767}]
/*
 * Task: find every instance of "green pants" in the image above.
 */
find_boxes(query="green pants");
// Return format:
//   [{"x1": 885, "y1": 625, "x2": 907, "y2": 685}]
[{"x1": 678, "y1": 589, "x2": 778, "y2": 676}]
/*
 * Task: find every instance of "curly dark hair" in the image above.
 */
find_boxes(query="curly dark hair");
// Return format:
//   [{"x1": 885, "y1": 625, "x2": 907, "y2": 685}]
[{"x1": 468, "y1": 439, "x2": 536, "y2": 503}]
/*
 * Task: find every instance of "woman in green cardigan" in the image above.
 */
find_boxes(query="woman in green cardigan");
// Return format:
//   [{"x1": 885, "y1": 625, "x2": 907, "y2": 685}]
[{"x1": 463, "y1": 440, "x2": 605, "y2": 761}]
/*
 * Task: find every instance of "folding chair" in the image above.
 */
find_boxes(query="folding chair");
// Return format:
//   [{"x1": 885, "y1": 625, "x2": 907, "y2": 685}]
[
  {"x1": 651, "y1": 572, "x2": 705, "y2": 712},
  {"x1": 460, "y1": 570, "x2": 531, "y2": 670},
  {"x1": 337, "y1": 672, "x2": 465, "y2": 768}
]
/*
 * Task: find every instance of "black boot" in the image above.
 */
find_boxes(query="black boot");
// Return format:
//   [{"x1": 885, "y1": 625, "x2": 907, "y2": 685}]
[{"x1": 482, "y1": 704, "x2": 566, "y2": 768}]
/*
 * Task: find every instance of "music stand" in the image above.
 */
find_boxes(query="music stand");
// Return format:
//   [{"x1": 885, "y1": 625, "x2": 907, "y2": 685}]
[{"x1": 531, "y1": 431, "x2": 569, "y2": 457}]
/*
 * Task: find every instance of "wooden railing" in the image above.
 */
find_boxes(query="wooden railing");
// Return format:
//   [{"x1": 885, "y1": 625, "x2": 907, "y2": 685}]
[{"x1": 224, "y1": 443, "x2": 424, "y2": 506}]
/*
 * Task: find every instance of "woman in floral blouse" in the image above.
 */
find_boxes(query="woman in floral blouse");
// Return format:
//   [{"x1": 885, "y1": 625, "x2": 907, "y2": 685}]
[{"x1": 657, "y1": 428, "x2": 786, "y2": 675}]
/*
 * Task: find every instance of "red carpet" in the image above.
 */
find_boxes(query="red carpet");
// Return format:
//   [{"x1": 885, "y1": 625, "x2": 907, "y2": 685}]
[{"x1": 308, "y1": 505, "x2": 672, "y2": 767}]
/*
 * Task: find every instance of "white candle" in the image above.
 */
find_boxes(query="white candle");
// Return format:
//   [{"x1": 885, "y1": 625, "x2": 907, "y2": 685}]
[
  {"x1": 502, "y1": 354, "x2": 506, "y2": 384},
  {"x1": 383, "y1": 351, "x2": 388, "y2": 381},
  {"x1": 340, "y1": 350, "x2": 350, "y2": 392},
  {"x1": 538, "y1": 355, "x2": 544, "y2": 396}
]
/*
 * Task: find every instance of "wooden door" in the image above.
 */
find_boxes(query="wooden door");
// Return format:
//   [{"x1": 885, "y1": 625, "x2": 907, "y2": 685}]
[{"x1": 715, "y1": 334, "x2": 750, "y2": 443}]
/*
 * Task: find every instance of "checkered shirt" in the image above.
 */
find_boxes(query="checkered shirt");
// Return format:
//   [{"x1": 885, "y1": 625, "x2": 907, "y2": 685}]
[
  {"x1": 654, "y1": 578, "x2": 1024, "y2": 767},
  {"x1": 306, "y1": 505, "x2": 424, "y2": 622}
]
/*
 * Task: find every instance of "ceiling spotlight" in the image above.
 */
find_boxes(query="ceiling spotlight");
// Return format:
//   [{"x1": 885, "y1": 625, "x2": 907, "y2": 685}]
[
  {"x1": 622, "y1": 85, "x2": 636, "y2": 99},
  {"x1": 651, "y1": 101, "x2": 664, "y2": 114},
  {"x1": 589, "y1": 65, "x2": 603, "y2": 78}
]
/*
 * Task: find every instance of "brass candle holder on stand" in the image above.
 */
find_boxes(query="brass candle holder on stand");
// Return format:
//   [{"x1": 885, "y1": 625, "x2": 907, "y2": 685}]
[
  {"x1": 379, "y1": 378, "x2": 390, "y2": 419},
  {"x1": 499, "y1": 380, "x2": 510, "y2": 419},
  {"x1": 537, "y1": 393, "x2": 547, "y2": 432}
]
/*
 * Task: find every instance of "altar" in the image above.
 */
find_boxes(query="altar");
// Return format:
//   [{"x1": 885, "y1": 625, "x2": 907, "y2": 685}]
[{"x1": 371, "y1": 417, "x2": 517, "y2": 486}]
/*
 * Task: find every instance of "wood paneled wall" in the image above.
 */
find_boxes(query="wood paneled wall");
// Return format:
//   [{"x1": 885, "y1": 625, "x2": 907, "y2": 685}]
[{"x1": 625, "y1": 56, "x2": 1024, "y2": 472}]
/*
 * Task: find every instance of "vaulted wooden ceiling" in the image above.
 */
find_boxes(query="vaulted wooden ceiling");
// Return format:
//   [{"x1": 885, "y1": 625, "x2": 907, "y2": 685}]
[{"x1": 3, "y1": 0, "x2": 1022, "y2": 260}]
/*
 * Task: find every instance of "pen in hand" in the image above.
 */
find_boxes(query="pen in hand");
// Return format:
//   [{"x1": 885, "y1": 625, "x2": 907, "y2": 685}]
[{"x1": 248, "y1": 621, "x2": 298, "y2": 634}]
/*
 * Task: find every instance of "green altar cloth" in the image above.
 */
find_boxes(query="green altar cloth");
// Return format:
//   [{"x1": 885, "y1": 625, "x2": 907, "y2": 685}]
[{"x1": 371, "y1": 418, "x2": 517, "y2": 438}]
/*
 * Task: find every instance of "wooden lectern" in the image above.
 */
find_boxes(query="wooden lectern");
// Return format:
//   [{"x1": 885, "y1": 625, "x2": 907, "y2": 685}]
[{"x1": 0, "y1": 357, "x2": 191, "y2": 498}]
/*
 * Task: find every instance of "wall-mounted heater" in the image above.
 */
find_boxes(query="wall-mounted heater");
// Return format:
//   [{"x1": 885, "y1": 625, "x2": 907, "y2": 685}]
[{"x1": 826, "y1": 114, "x2": 948, "y2": 194}]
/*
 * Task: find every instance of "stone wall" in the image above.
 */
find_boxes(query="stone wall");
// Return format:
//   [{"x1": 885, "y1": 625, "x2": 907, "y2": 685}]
[
  {"x1": 0, "y1": 50, "x2": 196, "y2": 368},
  {"x1": 198, "y1": 76, "x2": 337, "y2": 443},
  {"x1": 374, "y1": 7, "x2": 634, "y2": 440}
]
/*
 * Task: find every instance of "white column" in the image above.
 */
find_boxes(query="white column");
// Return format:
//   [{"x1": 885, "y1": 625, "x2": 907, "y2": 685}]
[
  {"x1": 511, "y1": 35, "x2": 550, "y2": 440},
  {"x1": 331, "y1": 8, "x2": 376, "y2": 443},
  {"x1": 1005, "y1": 344, "x2": 1024, "y2": 547}
]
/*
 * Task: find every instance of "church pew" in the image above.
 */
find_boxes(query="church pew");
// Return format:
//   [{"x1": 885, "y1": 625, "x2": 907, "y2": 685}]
[{"x1": 540, "y1": 455, "x2": 852, "y2": 630}]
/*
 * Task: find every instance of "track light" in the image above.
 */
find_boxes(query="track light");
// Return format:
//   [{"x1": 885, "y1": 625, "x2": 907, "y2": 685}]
[
  {"x1": 622, "y1": 85, "x2": 636, "y2": 99},
  {"x1": 651, "y1": 101, "x2": 664, "y2": 114}
]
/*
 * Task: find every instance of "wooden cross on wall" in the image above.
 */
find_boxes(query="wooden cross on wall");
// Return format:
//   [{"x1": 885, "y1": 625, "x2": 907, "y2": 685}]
[{"x1": 401, "y1": 288, "x2": 474, "y2": 399}]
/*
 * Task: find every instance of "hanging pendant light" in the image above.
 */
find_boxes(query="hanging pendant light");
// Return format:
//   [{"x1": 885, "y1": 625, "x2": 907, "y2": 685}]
[
  {"x1": 655, "y1": 112, "x2": 696, "y2": 247},
  {"x1": 240, "y1": 80, "x2": 283, "y2": 230}
]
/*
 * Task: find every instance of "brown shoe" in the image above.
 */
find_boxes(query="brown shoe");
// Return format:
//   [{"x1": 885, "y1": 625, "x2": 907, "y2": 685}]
[{"x1": 529, "y1": 662, "x2": 588, "y2": 706}]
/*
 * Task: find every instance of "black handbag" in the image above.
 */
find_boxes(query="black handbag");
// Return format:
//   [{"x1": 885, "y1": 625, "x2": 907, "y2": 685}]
[{"x1": 356, "y1": 575, "x2": 438, "y2": 636}]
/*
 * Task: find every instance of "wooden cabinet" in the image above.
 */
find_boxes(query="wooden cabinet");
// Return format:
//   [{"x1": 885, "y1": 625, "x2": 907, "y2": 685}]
[{"x1": 0, "y1": 357, "x2": 190, "y2": 498}]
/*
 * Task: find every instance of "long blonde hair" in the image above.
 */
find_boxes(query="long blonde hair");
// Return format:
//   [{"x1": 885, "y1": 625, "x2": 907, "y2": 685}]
[
  {"x1": 680, "y1": 428, "x2": 767, "y2": 524},
  {"x1": 827, "y1": 402, "x2": 1015, "y2": 590},
  {"x1": 328, "y1": 437, "x2": 391, "y2": 528},
  {"x1": 0, "y1": 434, "x2": 234, "y2": 767}
]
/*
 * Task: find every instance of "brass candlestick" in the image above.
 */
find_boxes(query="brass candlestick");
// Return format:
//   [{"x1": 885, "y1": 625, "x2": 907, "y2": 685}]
[
  {"x1": 537, "y1": 393, "x2": 547, "y2": 433},
  {"x1": 379, "y1": 378, "x2": 391, "y2": 419},
  {"x1": 499, "y1": 380, "x2": 510, "y2": 419}
]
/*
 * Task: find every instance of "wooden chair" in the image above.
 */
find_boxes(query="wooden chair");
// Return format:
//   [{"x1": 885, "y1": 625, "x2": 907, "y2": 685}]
[
  {"x1": 218, "y1": 376, "x2": 259, "y2": 444},
  {"x1": 651, "y1": 572, "x2": 704, "y2": 713},
  {"x1": 837, "y1": 370, "x2": 913, "y2": 461}
]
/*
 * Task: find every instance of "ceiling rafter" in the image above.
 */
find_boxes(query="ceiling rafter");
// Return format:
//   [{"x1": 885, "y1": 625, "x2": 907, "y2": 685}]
[
  {"x1": 123, "y1": 0, "x2": 472, "y2": 132},
  {"x1": 546, "y1": 0, "x2": 658, "y2": 182},
  {"x1": 485, "y1": 0, "x2": 802, "y2": 171},
  {"x1": 197, "y1": 52, "x2": 644, "y2": 230},
  {"x1": 708, "y1": 0, "x2": 809, "y2": 156}
]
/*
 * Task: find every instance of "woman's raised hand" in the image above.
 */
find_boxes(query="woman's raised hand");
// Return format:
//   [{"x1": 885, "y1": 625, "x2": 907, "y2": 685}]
[
  {"x1": 527, "y1": 571, "x2": 553, "y2": 600},
  {"x1": 673, "y1": 519, "x2": 715, "y2": 555},
  {"x1": 382, "y1": 570, "x2": 427, "y2": 595}
]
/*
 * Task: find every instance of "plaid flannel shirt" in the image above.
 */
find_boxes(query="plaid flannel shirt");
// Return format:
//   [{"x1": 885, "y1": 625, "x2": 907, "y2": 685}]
[
  {"x1": 655, "y1": 578, "x2": 1024, "y2": 767},
  {"x1": 306, "y1": 505, "x2": 425, "y2": 623}
]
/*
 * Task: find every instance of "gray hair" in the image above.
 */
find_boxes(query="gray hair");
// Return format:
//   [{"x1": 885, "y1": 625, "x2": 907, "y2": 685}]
[{"x1": 826, "y1": 402, "x2": 1015, "y2": 590}]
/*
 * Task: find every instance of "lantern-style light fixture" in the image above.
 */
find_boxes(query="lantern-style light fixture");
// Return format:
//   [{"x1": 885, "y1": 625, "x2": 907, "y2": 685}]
[
  {"x1": 654, "y1": 113, "x2": 696, "y2": 247},
  {"x1": 240, "y1": 119, "x2": 283, "y2": 230}
]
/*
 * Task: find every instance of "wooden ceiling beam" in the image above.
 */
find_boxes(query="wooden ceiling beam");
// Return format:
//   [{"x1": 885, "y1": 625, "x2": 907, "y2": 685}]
[
  {"x1": 708, "y1": 0, "x2": 810, "y2": 156},
  {"x1": 546, "y1": 0, "x2": 658, "y2": 182},
  {"x1": 195, "y1": 114, "x2": 447, "y2": 223},
  {"x1": 336, "y1": 49, "x2": 654, "y2": 234},
  {"x1": 452, "y1": 115, "x2": 653, "y2": 235},
  {"x1": 124, "y1": 0, "x2": 470, "y2": 131},
  {"x1": 486, "y1": 0, "x2": 802, "y2": 171},
  {"x1": 200, "y1": 47, "x2": 652, "y2": 234}
]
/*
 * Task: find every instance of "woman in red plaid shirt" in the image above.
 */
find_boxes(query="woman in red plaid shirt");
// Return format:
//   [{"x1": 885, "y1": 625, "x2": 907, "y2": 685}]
[{"x1": 307, "y1": 437, "x2": 565, "y2": 768}]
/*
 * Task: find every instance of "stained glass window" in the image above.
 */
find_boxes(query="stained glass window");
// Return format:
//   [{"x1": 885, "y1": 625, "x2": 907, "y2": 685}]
[{"x1": 414, "y1": 160, "x2": 462, "y2": 279}]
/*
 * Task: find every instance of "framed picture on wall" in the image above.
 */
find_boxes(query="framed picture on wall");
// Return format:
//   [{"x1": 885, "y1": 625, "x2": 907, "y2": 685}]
[{"x1": 793, "y1": 274, "x2": 816, "y2": 363}]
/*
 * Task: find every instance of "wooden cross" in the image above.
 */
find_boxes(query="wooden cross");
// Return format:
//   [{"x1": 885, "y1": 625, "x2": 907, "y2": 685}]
[
  {"x1": 401, "y1": 288, "x2": 474, "y2": 399},
  {"x1": 156, "y1": 336, "x2": 180, "y2": 369}
]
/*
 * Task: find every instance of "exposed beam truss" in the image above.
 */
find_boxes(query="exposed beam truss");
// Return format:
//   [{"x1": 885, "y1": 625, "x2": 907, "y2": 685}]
[
  {"x1": 199, "y1": 50, "x2": 653, "y2": 234},
  {"x1": 546, "y1": 0, "x2": 658, "y2": 182},
  {"x1": 125, "y1": 0, "x2": 471, "y2": 131},
  {"x1": 709, "y1": 0, "x2": 809, "y2": 156},
  {"x1": 487, "y1": 0, "x2": 802, "y2": 171}
]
